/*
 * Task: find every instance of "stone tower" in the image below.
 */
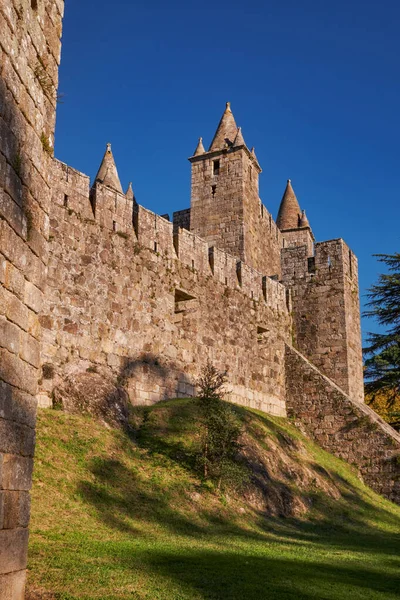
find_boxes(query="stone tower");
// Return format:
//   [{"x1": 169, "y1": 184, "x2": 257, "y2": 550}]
[
  {"x1": 278, "y1": 182, "x2": 364, "y2": 403},
  {"x1": 188, "y1": 103, "x2": 283, "y2": 276}
]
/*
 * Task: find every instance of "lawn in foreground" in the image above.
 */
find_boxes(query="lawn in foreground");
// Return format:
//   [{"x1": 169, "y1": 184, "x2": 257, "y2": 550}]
[{"x1": 27, "y1": 401, "x2": 400, "y2": 599}]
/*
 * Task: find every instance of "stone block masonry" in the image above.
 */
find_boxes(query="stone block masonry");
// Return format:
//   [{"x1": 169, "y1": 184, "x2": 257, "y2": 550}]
[
  {"x1": 39, "y1": 159, "x2": 291, "y2": 418},
  {"x1": 0, "y1": 0, "x2": 64, "y2": 595},
  {"x1": 285, "y1": 345, "x2": 400, "y2": 503}
]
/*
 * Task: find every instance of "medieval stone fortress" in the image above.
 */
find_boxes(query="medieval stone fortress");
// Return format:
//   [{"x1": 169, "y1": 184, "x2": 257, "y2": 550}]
[{"x1": 0, "y1": 1, "x2": 399, "y2": 598}]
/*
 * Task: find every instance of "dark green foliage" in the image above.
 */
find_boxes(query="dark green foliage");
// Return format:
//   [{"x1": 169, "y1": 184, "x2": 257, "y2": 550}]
[
  {"x1": 364, "y1": 253, "x2": 400, "y2": 352},
  {"x1": 196, "y1": 363, "x2": 246, "y2": 490},
  {"x1": 364, "y1": 253, "x2": 400, "y2": 411},
  {"x1": 364, "y1": 345, "x2": 400, "y2": 409}
]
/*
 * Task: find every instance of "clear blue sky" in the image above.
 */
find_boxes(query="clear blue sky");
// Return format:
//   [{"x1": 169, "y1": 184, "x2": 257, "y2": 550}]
[{"x1": 55, "y1": 0, "x2": 400, "y2": 339}]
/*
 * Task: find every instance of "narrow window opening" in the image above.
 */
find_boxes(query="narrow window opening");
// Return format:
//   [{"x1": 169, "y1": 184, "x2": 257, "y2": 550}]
[
  {"x1": 307, "y1": 257, "x2": 316, "y2": 274},
  {"x1": 191, "y1": 259, "x2": 195, "y2": 269},
  {"x1": 154, "y1": 241, "x2": 158, "y2": 252},
  {"x1": 261, "y1": 203, "x2": 264, "y2": 217},
  {"x1": 213, "y1": 160, "x2": 220, "y2": 176},
  {"x1": 349, "y1": 250, "x2": 353, "y2": 278},
  {"x1": 63, "y1": 194, "x2": 69, "y2": 207},
  {"x1": 269, "y1": 215, "x2": 272, "y2": 232},
  {"x1": 262, "y1": 276, "x2": 267, "y2": 302},
  {"x1": 225, "y1": 277, "x2": 228, "y2": 286},
  {"x1": 208, "y1": 247, "x2": 215, "y2": 273},
  {"x1": 211, "y1": 185, "x2": 217, "y2": 197},
  {"x1": 328, "y1": 255, "x2": 332, "y2": 269},
  {"x1": 236, "y1": 263, "x2": 242, "y2": 287},
  {"x1": 249, "y1": 166, "x2": 252, "y2": 181},
  {"x1": 251, "y1": 290, "x2": 254, "y2": 299},
  {"x1": 112, "y1": 221, "x2": 117, "y2": 232},
  {"x1": 285, "y1": 289, "x2": 291, "y2": 311},
  {"x1": 31, "y1": 0, "x2": 38, "y2": 10}
]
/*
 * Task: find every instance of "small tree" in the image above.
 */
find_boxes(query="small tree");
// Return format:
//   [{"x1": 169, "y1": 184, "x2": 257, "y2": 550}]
[{"x1": 196, "y1": 362, "x2": 244, "y2": 490}]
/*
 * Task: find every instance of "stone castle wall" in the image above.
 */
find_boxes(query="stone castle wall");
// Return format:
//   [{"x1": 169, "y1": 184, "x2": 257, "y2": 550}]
[
  {"x1": 285, "y1": 345, "x2": 400, "y2": 503},
  {"x1": 38, "y1": 158, "x2": 291, "y2": 417},
  {"x1": 0, "y1": 0, "x2": 64, "y2": 596},
  {"x1": 1, "y1": 8, "x2": 399, "y2": 598},
  {"x1": 281, "y1": 238, "x2": 364, "y2": 403}
]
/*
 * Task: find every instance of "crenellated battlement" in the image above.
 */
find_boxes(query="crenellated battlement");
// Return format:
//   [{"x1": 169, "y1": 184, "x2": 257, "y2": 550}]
[
  {"x1": 50, "y1": 158, "x2": 290, "y2": 314},
  {"x1": 281, "y1": 238, "x2": 358, "y2": 286}
]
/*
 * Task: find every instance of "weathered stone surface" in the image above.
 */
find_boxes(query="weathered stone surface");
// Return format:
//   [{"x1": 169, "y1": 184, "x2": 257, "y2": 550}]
[
  {"x1": 0, "y1": 570, "x2": 26, "y2": 600},
  {"x1": 0, "y1": 491, "x2": 30, "y2": 529},
  {"x1": 0, "y1": 455, "x2": 34, "y2": 491},
  {"x1": 0, "y1": 529, "x2": 29, "y2": 574}
]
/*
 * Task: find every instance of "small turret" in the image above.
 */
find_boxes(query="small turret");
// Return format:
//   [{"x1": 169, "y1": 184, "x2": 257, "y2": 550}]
[
  {"x1": 193, "y1": 137, "x2": 205, "y2": 156},
  {"x1": 126, "y1": 182, "x2": 134, "y2": 201},
  {"x1": 233, "y1": 127, "x2": 246, "y2": 148},
  {"x1": 277, "y1": 180, "x2": 314, "y2": 255},
  {"x1": 299, "y1": 209, "x2": 310, "y2": 228},
  {"x1": 94, "y1": 143, "x2": 123, "y2": 194},
  {"x1": 276, "y1": 180, "x2": 302, "y2": 230},
  {"x1": 208, "y1": 102, "x2": 238, "y2": 151}
]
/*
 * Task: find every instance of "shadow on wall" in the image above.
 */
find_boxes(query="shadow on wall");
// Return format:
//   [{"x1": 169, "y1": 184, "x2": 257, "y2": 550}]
[
  {"x1": 118, "y1": 353, "x2": 196, "y2": 403},
  {"x1": 0, "y1": 59, "x2": 44, "y2": 589},
  {"x1": 52, "y1": 353, "x2": 196, "y2": 427}
]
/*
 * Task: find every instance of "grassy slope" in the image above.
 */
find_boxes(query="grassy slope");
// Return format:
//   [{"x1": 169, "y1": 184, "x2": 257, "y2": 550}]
[{"x1": 27, "y1": 399, "x2": 400, "y2": 600}]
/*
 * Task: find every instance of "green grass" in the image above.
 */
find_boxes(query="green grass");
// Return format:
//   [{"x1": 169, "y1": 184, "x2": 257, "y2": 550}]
[{"x1": 28, "y1": 399, "x2": 400, "y2": 599}]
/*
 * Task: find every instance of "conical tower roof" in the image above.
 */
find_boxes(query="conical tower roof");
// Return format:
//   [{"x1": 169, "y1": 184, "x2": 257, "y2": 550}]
[
  {"x1": 276, "y1": 180, "x2": 302, "y2": 230},
  {"x1": 233, "y1": 127, "x2": 246, "y2": 148},
  {"x1": 193, "y1": 137, "x2": 205, "y2": 156},
  {"x1": 94, "y1": 143, "x2": 123, "y2": 194},
  {"x1": 209, "y1": 102, "x2": 238, "y2": 151}
]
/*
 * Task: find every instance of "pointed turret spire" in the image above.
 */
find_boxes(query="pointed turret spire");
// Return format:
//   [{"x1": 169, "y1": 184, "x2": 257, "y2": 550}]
[
  {"x1": 233, "y1": 127, "x2": 246, "y2": 148},
  {"x1": 299, "y1": 209, "x2": 310, "y2": 228},
  {"x1": 194, "y1": 137, "x2": 205, "y2": 156},
  {"x1": 94, "y1": 143, "x2": 123, "y2": 194},
  {"x1": 209, "y1": 102, "x2": 238, "y2": 151},
  {"x1": 125, "y1": 182, "x2": 134, "y2": 201},
  {"x1": 276, "y1": 180, "x2": 302, "y2": 230}
]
